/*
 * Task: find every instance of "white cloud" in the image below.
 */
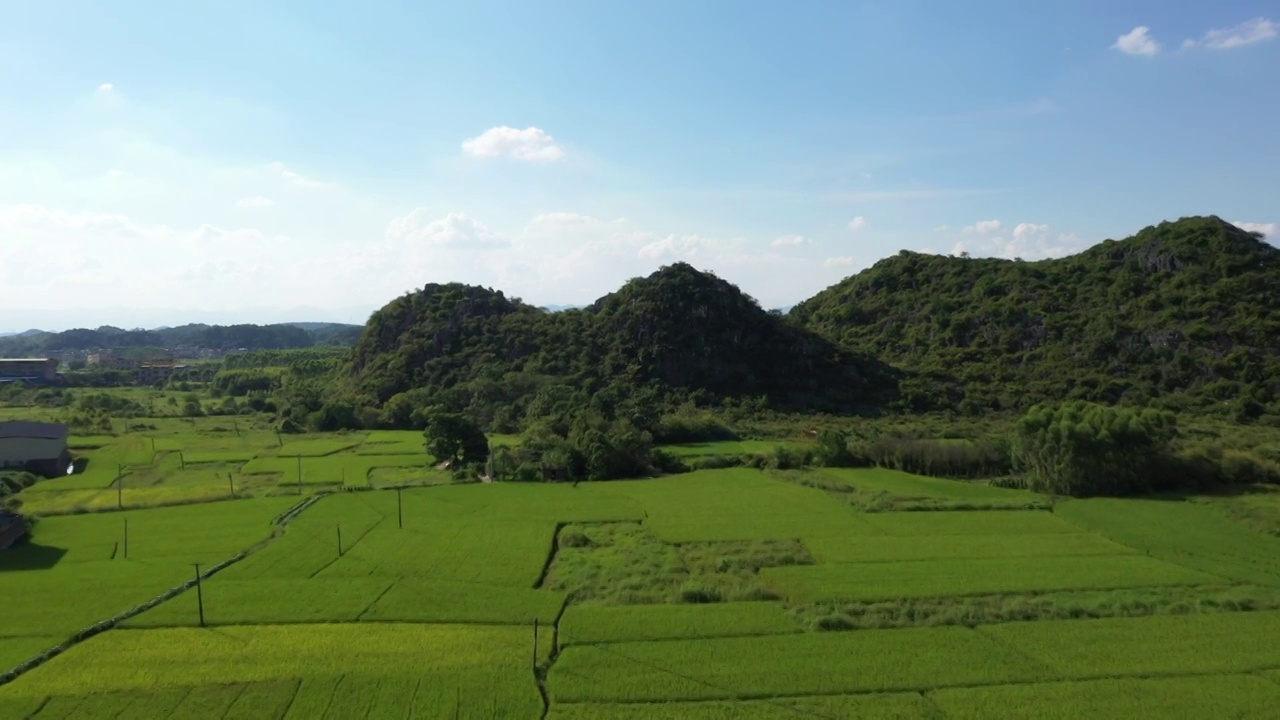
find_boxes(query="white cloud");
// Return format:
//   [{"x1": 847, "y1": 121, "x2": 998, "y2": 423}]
[
  {"x1": 1113, "y1": 26, "x2": 1161, "y2": 56},
  {"x1": 1184, "y1": 18, "x2": 1276, "y2": 50},
  {"x1": 461, "y1": 126, "x2": 565, "y2": 162},
  {"x1": 1233, "y1": 221, "x2": 1277, "y2": 237},
  {"x1": 963, "y1": 219, "x2": 1003, "y2": 234},
  {"x1": 847, "y1": 216, "x2": 868, "y2": 232},
  {"x1": 385, "y1": 211, "x2": 510, "y2": 249},
  {"x1": 951, "y1": 241, "x2": 971, "y2": 256},
  {"x1": 933, "y1": 225, "x2": 950, "y2": 233},
  {"x1": 1013, "y1": 222, "x2": 1049, "y2": 241},
  {"x1": 267, "y1": 161, "x2": 335, "y2": 189},
  {"x1": 235, "y1": 195, "x2": 274, "y2": 209},
  {"x1": 824, "y1": 256, "x2": 855, "y2": 268},
  {"x1": 770, "y1": 235, "x2": 810, "y2": 248},
  {"x1": 96, "y1": 83, "x2": 115, "y2": 94}
]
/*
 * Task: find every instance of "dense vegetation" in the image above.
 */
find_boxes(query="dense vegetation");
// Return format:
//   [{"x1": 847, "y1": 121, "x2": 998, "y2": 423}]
[
  {"x1": 0, "y1": 322, "x2": 362, "y2": 356},
  {"x1": 793, "y1": 216, "x2": 1280, "y2": 419}
]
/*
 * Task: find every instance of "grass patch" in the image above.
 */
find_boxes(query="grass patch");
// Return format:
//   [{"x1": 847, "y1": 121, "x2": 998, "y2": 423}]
[
  {"x1": 762, "y1": 555, "x2": 1219, "y2": 603},
  {"x1": 542, "y1": 522, "x2": 811, "y2": 604}
]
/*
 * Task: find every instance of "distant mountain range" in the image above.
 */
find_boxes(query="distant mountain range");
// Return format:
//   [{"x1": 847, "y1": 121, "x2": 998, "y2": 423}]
[{"x1": 0, "y1": 322, "x2": 365, "y2": 356}]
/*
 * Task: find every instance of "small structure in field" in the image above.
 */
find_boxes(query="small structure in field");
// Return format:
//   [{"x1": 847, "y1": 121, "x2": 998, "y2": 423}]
[
  {"x1": 0, "y1": 421, "x2": 73, "y2": 478},
  {"x1": 0, "y1": 512, "x2": 28, "y2": 550}
]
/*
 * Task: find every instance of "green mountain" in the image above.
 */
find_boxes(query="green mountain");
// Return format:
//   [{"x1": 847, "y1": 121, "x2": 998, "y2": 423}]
[
  {"x1": 350, "y1": 265, "x2": 895, "y2": 414},
  {"x1": 791, "y1": 216, "x2": 1280, "y2": 417}
]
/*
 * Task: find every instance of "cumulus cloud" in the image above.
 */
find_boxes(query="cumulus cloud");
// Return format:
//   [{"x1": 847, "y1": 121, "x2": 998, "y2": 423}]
[
  {"x1": 963, "y1": 219, "x2": 1003, "y2": 234},
  {"x1": 847, "y1": 216, "x2": 868, "y2": 232},
  {"x1": 824, "y1": 256, "x2": 855, "y2": 268},
  {"x1": 1183, "y1": 18, "x2": 1276, "y2": 50},
  {"x1": 1113, "y1": 26, "x2": 1161, "y2": 56},
  {"x1": 771, "y1": 235, "x2": 810, "y2": 248},
  {"x1": 235, "y1": 195, "x2": 274, "y2": 209},
  {"x1": 936, "y1": 221, "x2": 1082, "y2": 261},
  {"x1": 1013, "y1": 222, "x2": 1049, "y2": 241},
  {"x1": 1233, "y1": 221, "x2": 1277, "y2": 237},
  {"x1": 96, "y1": 83, "x2": 116, "y2": 94},
  {"x1": 461, "y1": 126, "x2": 565, "y2": 161},
  {"x1": 385, "y1": 211, "x2": 510, "y2": 249}
]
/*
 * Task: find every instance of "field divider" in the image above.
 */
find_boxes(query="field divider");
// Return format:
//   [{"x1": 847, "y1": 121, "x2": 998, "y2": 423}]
[
  {"x1": 354, "y1": 580, "x2": 401, "y2": 621},
  {"x1": 307, "y1": 517, "x2": 385, "y2": 579},
  {"x1": 0, "y1": 493, "x2": 331, "y2": 689}
]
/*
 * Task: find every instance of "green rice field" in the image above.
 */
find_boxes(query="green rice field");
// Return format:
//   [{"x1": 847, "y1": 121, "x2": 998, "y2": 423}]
[{"x1": 4, "y1": 423, "x2": 1280, "y2": 718}]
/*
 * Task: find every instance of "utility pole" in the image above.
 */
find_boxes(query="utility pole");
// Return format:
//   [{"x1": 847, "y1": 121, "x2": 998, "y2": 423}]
[
  {"x1": 336, "y1": 525, "x2": 343, "y2": 557},
  {"x1": 532, "y1": 619, "x2": 539, "y2": 672},
  {"x1": 193, "y1": 564, "x2": 205, "y2": 627},
  {"x1": 179, "y1": 452, "x2": 186, "y2": 470},
  {"x1": 397, "y1": 488, "x2": 404, "y2": 529},
  {"x1": 227, "y1": 473, "x2": 235, "y2": 498}
]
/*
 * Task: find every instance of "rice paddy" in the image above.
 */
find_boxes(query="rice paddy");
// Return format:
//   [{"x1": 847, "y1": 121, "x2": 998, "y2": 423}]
[{"x1": 4, "y1": 424, "x2": 1280, "y2": 718}]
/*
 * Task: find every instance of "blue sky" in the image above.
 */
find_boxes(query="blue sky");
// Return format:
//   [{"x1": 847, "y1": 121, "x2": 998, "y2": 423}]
[{"x1": 1, "y1": 1, "x2": 1276, "y2": 329}]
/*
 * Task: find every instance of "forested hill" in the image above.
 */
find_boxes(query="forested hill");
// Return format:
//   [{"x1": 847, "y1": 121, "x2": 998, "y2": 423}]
[
  {"x1": 792, "y1": 216, "x2": 1280, "y2": 417},
  {"x1": 350, "y1": 265, "x2": 897, "y2": 414},
  {"x1": 0, "y1": 322, "x2": 363, "y2": 356}
]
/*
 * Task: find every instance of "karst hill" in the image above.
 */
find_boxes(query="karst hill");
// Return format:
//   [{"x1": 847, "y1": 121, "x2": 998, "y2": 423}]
[{"x1": 351, "y1": 216, "x2": 1280, "y2": 418}]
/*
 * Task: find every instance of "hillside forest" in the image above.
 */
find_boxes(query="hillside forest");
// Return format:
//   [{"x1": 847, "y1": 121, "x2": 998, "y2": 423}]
[{"x1": 5, "y1": 215, "x2": 1280, "y2": 498}]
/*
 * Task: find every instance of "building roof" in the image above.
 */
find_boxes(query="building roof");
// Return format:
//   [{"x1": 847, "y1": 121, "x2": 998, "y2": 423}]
[{"x1": 0, "y1": 421, "x2": 69, "y2": 440}]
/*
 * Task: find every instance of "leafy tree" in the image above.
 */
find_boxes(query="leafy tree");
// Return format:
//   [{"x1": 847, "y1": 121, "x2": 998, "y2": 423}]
[
  {"x1": 423, "y1": 409, "x2": 489, "y2": 467},
  {"x1": 1010, "y1": 401, "x2": 1176, "y2": 496}
]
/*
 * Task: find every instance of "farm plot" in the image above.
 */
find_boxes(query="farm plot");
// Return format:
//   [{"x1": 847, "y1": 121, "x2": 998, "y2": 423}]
[
  {"x1": 560, "y1": 603, "x2": 799, "y2": 645},
  {"x1": 136, "y1": 488, "x2": 608, "y2": 626},
  {"x1": 1056, "y1": 497, "x2": 1280, "y2": 587},
  {"x1": 241, "y1": 453, "x2": 432, "y2": 488},
  {"x1": 0, "y1": 497, "x2": 298, "y2": 650},
  {"x1": 762, "y1": 555, "x2": 1219, "y2": 603},
  {"x1": 861, "y1": 510, "x2": 1080, "y2": 536},
  {"x1": 0, "y1": 624, "x2": 546, "y2": 719},
  {"x1": 551, "y1": 693, "x2": 934, "y2": 720},
  {"x1": 980, "y1": 611, "x2": 1280, "y2": 678},
  {"x1": 550, "y1": 625, "x2": 1046, "y2": 703},
  {"x1": 356, "y1": 430, "x2": 427, "y2": 455},
  {"x1": 607, "y1": 470, "x2": 872, "y2": 541},
  {"x1": 805, "y1": 532, "x2": 1134, "y2": 564},
  {"x1": 817, "y1": 467, "x2": 1041, "y2": 501},
  {"x1": 931, "y1": 674, "x2": 1280, "y2": 720}
]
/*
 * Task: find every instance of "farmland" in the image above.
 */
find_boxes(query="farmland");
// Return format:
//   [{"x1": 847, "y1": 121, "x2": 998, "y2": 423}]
[{"x1": 4, "y1": 424, "x2": 1280, "y2": 717}]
